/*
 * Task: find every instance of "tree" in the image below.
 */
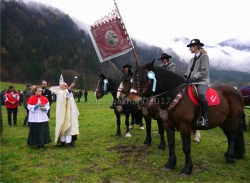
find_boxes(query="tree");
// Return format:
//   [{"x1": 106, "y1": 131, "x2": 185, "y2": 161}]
[{"x1": 78, "y1": 74, "x2": 84, "y2": 90}]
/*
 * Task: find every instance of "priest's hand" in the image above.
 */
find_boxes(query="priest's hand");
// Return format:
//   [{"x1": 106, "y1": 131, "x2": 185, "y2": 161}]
[{"x1": 69, "y1": 83, "x2": 75, "y2": 89}]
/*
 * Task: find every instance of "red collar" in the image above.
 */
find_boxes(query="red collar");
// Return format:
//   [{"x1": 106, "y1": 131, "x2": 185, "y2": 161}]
[{"x1": 27, "y1": 95, "x2": 48, "y2": 105}]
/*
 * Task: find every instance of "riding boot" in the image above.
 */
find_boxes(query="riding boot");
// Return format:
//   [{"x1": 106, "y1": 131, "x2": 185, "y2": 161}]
[{"x1": 197, "y1": 102, "x2": 208, "y2": 127}]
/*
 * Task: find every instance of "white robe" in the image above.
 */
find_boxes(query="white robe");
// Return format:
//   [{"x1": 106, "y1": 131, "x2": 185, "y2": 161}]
[
  {"x1": 54, "y1": 89, "x2": 79, "y2": 145},
  {"x1": 27, "y1": 98, "x2": 50, "y2": 123}
]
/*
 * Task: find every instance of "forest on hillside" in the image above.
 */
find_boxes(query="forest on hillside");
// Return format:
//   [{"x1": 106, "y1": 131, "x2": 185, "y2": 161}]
[{"x1": 1, "y1": 0, "x2": 249, "y2": 89}]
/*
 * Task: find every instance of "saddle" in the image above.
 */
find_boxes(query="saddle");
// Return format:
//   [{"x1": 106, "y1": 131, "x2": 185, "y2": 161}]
[{"x1": 188, "y1": 85, "x2": 220, "y2": 106}]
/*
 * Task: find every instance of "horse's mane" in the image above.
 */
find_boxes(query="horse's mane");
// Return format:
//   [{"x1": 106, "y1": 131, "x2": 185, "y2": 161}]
[
  {"x1": 121, "y1": 72, "x2": 133, "y2": 83},
  {"x1": 153, "y1": 66, "x2": 185, "y2": 93},
  {"x1": 107, "y1": 76, "x2": 120, "y2": 95},
  {"x1": 107, "y1": 76, "x2": 120, "y2": 86}
]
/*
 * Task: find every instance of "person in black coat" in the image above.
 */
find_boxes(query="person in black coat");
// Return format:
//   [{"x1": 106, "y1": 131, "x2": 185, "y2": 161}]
[
  {"x1": 84, "y1": 89, "x2": 88, "y2": 102},
  {"x1": 40, "y1": 80, "x2": 53, "y2": 118}
]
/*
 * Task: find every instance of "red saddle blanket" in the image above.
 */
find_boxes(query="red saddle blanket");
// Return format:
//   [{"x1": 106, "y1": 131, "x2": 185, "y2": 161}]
[{"x1": 188, "y1": 85, "x2": 220, "y2": 106}]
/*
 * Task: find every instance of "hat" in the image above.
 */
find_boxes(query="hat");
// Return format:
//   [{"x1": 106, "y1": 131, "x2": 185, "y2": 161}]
[
  {"x1": 123, "y1": 63, "x2": 132, "y2": 68},
  {"x1": 158, "y1": 53, "x2": 172, "y2": 60},
  {"x1": 26, "y1": 83, "x2": 32, "y2": 88},
  {"x1": 187, "y1": 39, "x2": 204, "y2": 47}
]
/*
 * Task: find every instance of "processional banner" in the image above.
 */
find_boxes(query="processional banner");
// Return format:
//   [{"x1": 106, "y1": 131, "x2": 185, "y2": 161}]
[{"x1": 89, "y1": 9, "x2": 133, "y2": 62}]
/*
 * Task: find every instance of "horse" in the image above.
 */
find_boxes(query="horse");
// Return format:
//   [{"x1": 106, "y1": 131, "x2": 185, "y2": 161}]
[
  {"x1": 128, "y1": 59, "x2": 245, "y2": 176},
  {"x1": 73, "y1": 91, "x2": 83, "y2": 102},
  {"x1": 95, "y1": 73, "x2": 143, "y2": 137},
  {"x1": 117, "y1": 69, "x2": 202, "y2": 150}
]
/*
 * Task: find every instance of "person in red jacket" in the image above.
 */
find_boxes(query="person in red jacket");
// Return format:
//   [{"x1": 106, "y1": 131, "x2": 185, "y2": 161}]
[{"x1": 5, "y1": 86, "x2": 19, "y2": 126}]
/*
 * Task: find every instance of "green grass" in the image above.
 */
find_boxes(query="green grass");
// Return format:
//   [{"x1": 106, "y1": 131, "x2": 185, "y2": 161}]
[
  {"x1": 1, "y1": 87, "x2": 250, "y2": 182},
  {"x1": 0, "y1": 81, "x2": 27, "y2": 91}
]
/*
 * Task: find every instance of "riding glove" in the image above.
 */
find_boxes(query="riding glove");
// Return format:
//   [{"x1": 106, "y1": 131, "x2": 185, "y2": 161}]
[{"x1": 186, "y1": 78, "x2": 195, "y2": 84}]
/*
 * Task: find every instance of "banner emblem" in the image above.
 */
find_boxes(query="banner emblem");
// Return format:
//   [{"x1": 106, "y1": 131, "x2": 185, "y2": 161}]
[{"x1": 105, "y1": 31, "x2": 118, "y2": 46}]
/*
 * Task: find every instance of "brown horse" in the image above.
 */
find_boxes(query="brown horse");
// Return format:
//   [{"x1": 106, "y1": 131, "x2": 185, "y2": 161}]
[
  {"x1": 95, "y1": 73, "x2": 143, "y2": 137},
  {"x1": 117, "y1": 69, "x2": 201, "y2": 149},
  {"x1": 128, "y1": 60, "x2": 245, "y2": 176}
]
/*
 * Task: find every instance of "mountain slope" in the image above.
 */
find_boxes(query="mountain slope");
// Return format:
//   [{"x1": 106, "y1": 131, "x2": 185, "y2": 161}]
[{"x1": 1, "y1": 0, "x2": 249, "y2": 89}]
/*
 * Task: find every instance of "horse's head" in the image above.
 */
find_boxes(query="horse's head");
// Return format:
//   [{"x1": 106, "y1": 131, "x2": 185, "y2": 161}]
[
  {"x1": 117, "y1": 68, "x2": 133, "y2": 99},
  {"x1": 128, "y1": 59, "x2": 156, "y2": 103},
  {"x1": 95, "y1": 73, "x2": 110, "y2": 99}
]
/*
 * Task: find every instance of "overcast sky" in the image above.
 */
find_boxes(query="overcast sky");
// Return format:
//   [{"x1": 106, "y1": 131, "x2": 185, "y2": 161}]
[
  {"x1": 21, "y1": 0, "x2": 250, "y2": 72},
  {"x1": 26, "y1": 0, "x2": 250, "y2": 47}
]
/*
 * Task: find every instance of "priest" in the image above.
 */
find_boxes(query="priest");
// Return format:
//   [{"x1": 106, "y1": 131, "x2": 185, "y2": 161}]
[{"x1": 55, "y1": 82, "x2": 79, "y2": 147}]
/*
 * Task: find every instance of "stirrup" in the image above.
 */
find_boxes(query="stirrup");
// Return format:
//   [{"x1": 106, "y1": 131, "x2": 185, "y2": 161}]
[{"x1": 197, "y1": 117, "x2": 206, "y2": 126}]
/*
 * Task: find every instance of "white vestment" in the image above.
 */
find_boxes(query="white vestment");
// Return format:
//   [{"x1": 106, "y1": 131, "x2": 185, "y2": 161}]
[
  {"x1": 54, "y1": 89, "x2": 79, "y2": 145},
  {"x1": 28, "y1": 98, "x2": 50, "y2": 123}
]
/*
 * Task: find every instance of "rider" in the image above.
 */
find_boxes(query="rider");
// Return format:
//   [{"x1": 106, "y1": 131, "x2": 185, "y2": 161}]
[
  {"x1": 158, "y1": 53, "x2": 175, "y2": 72},
  {"x1": 184, "y1": 39, "x2": 210, "y2": 127},
  {"x1": 123, "y1": 63, "x2": 132, "y2": 72},
  {"x1": 110, "y1": 63, "x2": 132, "y2": 109}
]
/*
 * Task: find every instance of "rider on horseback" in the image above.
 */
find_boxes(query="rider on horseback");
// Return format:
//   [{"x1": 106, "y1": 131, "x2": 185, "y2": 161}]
[
  {"x1": 110, "y1": 63, "x2": 132, "y2": 109},
  {"x1": 184, "y1": 39, "x2": 210, "y2": 127},
  {"x1": 158, "y1": 53, "x2": 176, "y2": 72}
]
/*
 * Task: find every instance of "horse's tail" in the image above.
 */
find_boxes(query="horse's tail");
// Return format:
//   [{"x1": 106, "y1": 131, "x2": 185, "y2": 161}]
[{"x1": 234, "y1": 120, "x2": 245, "y2": 159}]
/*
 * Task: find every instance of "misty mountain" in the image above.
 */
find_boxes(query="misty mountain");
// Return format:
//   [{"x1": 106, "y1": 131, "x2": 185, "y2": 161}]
[
  {"x1": 168, "y1": 36, "x2": 250, "y2": 73},
  {"x1": 218, "y1": 36, "x2": 250, "y2": 51},
  {"x1": 1, "y1": 0, "x2": 249, "y2": 89}
]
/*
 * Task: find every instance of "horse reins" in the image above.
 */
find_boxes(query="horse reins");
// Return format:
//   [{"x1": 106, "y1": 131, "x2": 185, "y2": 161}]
[{"x1": 151, "y1": 83, "x2": 187, "y2": 98}]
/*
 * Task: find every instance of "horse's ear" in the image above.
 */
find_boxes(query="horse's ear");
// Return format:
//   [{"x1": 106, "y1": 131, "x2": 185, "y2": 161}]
[
  {"x1": 136, "y1": 61, "x2": 140, "y2": 69},
  {"x1": 98, "y1": 74, "x2": 101, "y2": 78},
  {"x1": 121, "y1": 68, "x2": 125, "y2": 73},
  {"x1": 145, "y1": 59, "x2": 155, "y2": 71},
  {"x1": 101, "y1": 73, "x2": 106, "y2": 79}
]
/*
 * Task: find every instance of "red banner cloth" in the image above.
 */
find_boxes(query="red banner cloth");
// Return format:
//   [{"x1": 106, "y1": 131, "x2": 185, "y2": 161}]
[{"x1": 90, "y1": 17, "x2": 133, "y2": 62}]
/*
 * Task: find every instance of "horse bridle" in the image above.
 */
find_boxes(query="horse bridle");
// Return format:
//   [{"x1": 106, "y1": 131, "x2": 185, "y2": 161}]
[
  {"x1": 95, "y1": 79, "x2": 109, "y2": 97},
  {"x1": 118, "y1": 77, "x2": 133, "y2": 97},
  {"x1": 129, "y1": 70, "x2": 152, "y2": 97}
]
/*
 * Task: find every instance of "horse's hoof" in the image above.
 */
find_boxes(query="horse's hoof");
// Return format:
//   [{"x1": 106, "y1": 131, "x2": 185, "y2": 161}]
[
  {"x1": 125, "y1": 132, "x2": 131, "y2": 137},
  {"x1": 139, "y1": 126, "x2": 144, "y2": 130},
  {"x1": 162, "y1": 167, "x2": 173, "y2": 172},
  {"x1": 179, "y1": 173, "x2": 189, "y2": 177},
  {"x1": 193, "y1": 139, "x2": 200, "y2": 143},
  {"x1": 129, "y1": 125, "x2": 134, "y2": 130},
  {"x1": 115, "y1": 133, "x2": 121, "y2": 137},
  {"x1": 226, "y1": 162, "x2": 235, "y2": 166},
  {"x1": 158, "y1": 145, "x2": 166, "y2": 150},
  {"x1": 143, "y1": 140, "x2": 151, "y2": 146}
]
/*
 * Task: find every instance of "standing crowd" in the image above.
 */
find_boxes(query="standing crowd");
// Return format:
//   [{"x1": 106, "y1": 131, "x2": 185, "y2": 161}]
[{"x1": 1, "y1": 80, "x2": 80, "y2": 150}]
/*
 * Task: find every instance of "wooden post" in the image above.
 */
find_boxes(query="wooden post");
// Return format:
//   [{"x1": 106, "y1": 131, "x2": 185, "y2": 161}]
[{"x1": 114, "y1": 0, "x2": 140, "y2": 65}]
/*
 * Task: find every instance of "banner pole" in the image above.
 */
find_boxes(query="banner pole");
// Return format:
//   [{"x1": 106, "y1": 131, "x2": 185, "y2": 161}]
[{"x1": 114, "y1": 0, "x2": 140, "y2": 65}]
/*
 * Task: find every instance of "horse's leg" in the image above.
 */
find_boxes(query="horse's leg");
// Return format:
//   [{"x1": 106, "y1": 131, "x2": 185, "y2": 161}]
[
  {"x1": 138, "y1": 111, "x2": 144, "y2": 130},
  {"x1": 157, "y1": 120, "x2": 166, "y2": 150},
  {"x1": 193, "y1": 130, "x2": 201, "y2": 142},
  {"x1": 143, "y1": 117, "x2": 152, "y2": 146},
  {"x1": 115, "y1": 112, "x2": 121, "y2": 137},
  {"x1": 162, "y1": 128, "x2": 176, "y2": 171},
  {"x1": 125, "y1": 113, "x2": 131, "y2": 137},
  {"x1": 220, "y1": 119, "x2": 245, "y2": 165},
  {"x1": 179, "y1": 124, "x2": 193, "y2": 176},
  {"x1": 129, "y1": 113, "x2": 135, "y2": 130}
]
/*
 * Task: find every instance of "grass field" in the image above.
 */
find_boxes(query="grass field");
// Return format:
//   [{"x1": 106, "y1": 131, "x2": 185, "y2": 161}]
[{"x1": 1, "y1": 82, "x2": 250, "y2": 182}]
